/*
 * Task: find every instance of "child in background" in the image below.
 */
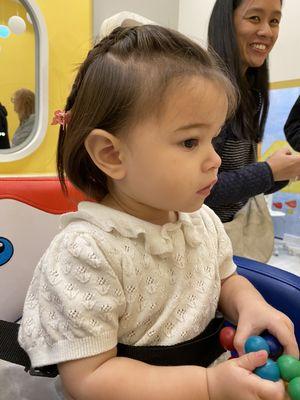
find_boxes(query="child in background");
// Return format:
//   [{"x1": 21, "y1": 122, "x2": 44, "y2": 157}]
[{"x1": 19, "y1": 24, "x2": 298, "y2": 400}]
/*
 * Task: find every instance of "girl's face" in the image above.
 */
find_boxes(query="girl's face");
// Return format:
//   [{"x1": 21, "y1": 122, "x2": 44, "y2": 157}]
[
  {"x1": 108, "y1": 76, "x2": 227, "y2": 225},
  {"x1": 233, "y1": 0, "x2": 282, "y2": 73}
]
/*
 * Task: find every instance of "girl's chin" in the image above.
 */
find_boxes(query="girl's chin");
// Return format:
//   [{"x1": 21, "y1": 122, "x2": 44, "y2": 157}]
[{"x1": 180, "y1": 202, "x2": 205, "y2": 213}]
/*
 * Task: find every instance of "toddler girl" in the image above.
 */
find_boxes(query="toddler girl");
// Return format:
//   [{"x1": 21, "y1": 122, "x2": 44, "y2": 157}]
[{"x1": 19, "y1": 24, "x2": 298, "y2": 400}]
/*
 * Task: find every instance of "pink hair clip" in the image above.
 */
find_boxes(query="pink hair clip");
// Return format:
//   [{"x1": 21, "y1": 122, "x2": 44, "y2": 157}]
[{"x1": 51, "y1": 109, "x2": 71, "y2": 126}]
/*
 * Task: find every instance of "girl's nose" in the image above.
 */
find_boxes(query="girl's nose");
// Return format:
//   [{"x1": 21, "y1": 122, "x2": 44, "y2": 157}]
[
  {"x1": 213, "y1": 151, "x2": 222, "y2": 170},
  {"x1": 204, "y1": 147, "x2": 221, "y2": 171}
]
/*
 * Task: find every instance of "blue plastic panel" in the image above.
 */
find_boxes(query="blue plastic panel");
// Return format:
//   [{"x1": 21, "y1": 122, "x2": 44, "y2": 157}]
[{"x1": 234, "y1": 256, "x2": 300, "y2": 346}]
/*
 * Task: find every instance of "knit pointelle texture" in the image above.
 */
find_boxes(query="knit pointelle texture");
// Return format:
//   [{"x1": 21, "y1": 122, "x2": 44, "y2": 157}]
[{"x1": 19, "y1": 202, "x2": 236, "y2": 368}]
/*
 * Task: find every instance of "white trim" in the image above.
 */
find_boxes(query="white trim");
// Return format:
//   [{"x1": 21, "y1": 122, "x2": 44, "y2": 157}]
[{"x1": 0, "y1": 0, "x2": 48, "y2": 162}]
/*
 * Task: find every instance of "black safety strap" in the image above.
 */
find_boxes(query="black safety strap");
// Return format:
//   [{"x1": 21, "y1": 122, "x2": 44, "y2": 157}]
[
  {"x1": 0, "y1": 320, "x2": 58, "y2": 377},
  {"x1": 0, "y1": 317, "x2": 225, "y2": 378},
  {"x1": 118, "y1": 317, "x2": 225, "y2": 367}
]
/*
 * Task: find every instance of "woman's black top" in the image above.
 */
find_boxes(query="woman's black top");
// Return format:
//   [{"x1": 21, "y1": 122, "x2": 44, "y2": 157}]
[
  {"x1": 205, "y1": 125, "x2": 287, "y2": 222},
  {"x1": 284, "y1": 95, "x2": 300, "y2": 151},
  {"x1": 0, "y1": 103, "x2": 10, "y2": 149}
]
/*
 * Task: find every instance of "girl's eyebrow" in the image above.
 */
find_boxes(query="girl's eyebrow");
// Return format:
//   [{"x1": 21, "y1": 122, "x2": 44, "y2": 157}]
[{"x1": 174, "y1": 123, "x2": 205, "y2": 132}]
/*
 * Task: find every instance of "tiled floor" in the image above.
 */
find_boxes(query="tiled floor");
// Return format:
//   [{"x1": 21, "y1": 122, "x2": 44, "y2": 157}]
[
  {"x1": 268, "y1": 241, "x2": 300, "y2": 276},
  {"x1": 0, "y1": 360, "x2": 63, "y2": 400}
]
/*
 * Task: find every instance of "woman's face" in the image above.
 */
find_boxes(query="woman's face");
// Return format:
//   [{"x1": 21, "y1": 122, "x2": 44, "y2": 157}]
[
  {"x1": 11, "y1": 94, "x2": 20, "y2": 114},
  {"x1": 233, "y1": 0, "x2": 282, "y2": 73}
]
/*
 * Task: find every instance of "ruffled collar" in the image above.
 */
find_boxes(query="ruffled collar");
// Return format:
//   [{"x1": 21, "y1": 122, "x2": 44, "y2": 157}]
[{"x1": 61, "y1": 201, "x2": 205, "y2": 256}]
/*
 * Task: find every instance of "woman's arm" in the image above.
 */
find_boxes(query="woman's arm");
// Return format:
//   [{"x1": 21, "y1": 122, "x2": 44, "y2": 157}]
[
  {"x1": 206, "y1": 151, "x2": 298, "y2": 209},
  {"x1": 59, "y1": 348, "x2": 209, "y2": 400},
  {"x1": 205, "y1": 129, "x2": 286, "y2": 208},
  {"x1": 205, "y1": 161, "x2": 276, "y2": 207}
]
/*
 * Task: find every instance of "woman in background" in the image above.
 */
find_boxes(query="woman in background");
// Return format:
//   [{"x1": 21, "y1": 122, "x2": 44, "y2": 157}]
[
  {"x1": 205, "y1": 0, "x2": 300, "y2": 262},
  {"x1": 11, "y1": 88, "x2": 35, "y2": 147}
]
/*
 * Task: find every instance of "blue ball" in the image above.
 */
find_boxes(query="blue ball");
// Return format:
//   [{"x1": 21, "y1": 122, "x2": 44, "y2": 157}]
[
  {"x1": 261, "y1": 333, "x2": 283, "y2": 360},
  {"x1": 254, "y1": 359, "x2": 281, "y2": 382},
  {"x1": 245, "y1": 336, "x2": 270, "y2": 355},
  {"x1": 230, "y1": 350, "x2": 239, "y2": 358},
  {"x1": 0, "y1": 25, "x2": 10, "y2": 38}
]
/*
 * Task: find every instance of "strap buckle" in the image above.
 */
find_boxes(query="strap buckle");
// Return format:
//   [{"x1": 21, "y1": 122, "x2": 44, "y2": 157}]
[{"x1": 25, "y1": 365, "x2": 58, "y2": 378}]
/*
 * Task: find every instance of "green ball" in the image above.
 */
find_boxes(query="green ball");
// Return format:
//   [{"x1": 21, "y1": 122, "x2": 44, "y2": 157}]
[
  {"x1": 277, "y1": 355, "x2": 300, "y2": 382},
  {"x1": 288, "y1": 377, "x2": 300, "y2": 400}
]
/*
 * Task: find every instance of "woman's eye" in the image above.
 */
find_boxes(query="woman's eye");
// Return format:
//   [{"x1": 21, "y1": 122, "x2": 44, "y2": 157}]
[
  {"x1": 249, "y1": 16, "x2": 260, "y2": 22},
  {"x1": 182, "y1": 139, "x2": 199, "y2": 149},
  {"x1": 270, "y1": 18, "x2": 280, "y2": 26}
]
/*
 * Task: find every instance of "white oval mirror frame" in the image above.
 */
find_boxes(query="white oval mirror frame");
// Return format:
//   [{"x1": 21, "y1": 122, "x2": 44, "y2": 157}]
[{"x1": 0, "y1": 0, "x2": 48, "y2": 163}]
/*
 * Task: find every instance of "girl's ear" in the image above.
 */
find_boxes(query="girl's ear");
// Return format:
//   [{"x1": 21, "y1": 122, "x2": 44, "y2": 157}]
[{"x1": 84, "y1": 129, "x2": 126, "y2": 180}]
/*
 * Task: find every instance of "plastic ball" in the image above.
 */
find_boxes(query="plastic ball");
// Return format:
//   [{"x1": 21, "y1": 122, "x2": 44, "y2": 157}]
[
  {"x1": 219, "y1": 326, "x2": 236, "y2": 351},
  {"x1": 245, "y1": 336, "x2": 270, "y2": 355},
  {"x1": 8, "y1": 16, "x2": 26, "y2": 35},
  {"x1": 230, "y1": 350, "x2": 239, "y2": 359},
  {"x1": 261, "y1": 333, "x2": 283, "y2": 360},
  {"x1": 0, "y1": 25, "x2": 10, "y2": 38},
  {"x1": 277, "y1": 355, "x2": 300, "y2": 382},
  {"x1": 288, "y1": 377, "x2": 300, "y2": 400},
  {"x1": 254, "y1": 359, "x2": 281, "y2": 382}
]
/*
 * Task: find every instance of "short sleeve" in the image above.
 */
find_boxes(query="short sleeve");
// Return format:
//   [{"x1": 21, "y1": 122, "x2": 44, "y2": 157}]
[
  {"x1": 18, "y1": 228, "x2": 126, "y2": 368},
  {"x1": 203, "y1": 206, "x2": 237, "y2": 280}
]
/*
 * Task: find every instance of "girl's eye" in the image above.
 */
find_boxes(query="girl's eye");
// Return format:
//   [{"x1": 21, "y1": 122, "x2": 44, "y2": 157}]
[{"x1": 182, "y1": 139, "x2": 199, "y2": 149}]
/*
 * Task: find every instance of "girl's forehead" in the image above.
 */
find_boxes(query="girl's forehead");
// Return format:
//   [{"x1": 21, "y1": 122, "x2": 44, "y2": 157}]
[
  {"x1": 163, "y1": 76, "x2": 222, "y2": 104},
  {"x1": 159, "y1": 77, "x2": 227, "y2": 121}
]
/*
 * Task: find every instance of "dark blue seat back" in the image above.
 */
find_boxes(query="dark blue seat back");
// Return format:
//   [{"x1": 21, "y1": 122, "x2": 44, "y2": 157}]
[{"x1": 234, "y1": 256, "x2": 300, "y2": 346}]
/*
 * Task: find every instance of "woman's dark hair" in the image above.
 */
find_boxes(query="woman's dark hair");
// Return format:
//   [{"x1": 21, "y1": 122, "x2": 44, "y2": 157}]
[
  {"x1": 57, "y1": 24, "x2": 237, "y2": 201},
  {"x1": 208, "y1": 0, "x2": 282, "y2": 142}
]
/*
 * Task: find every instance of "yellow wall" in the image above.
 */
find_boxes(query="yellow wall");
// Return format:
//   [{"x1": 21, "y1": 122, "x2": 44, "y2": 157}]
[
  {"x1": 270, "y1": 79, "x2": 300, "y2": 90},
  {"x1": 0, "y1": 0, "x2": 92, "y2": 174}
]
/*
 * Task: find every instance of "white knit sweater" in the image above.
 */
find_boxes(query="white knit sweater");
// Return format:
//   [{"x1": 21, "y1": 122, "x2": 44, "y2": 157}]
[{"x1": 19, "y1": 202, "x2": 236, "y2": 367}]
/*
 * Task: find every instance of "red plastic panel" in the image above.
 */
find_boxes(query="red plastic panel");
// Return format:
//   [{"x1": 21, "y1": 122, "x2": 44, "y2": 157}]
[{"x1": 0, "y1": 177, "x2": 86, "y2": 214}]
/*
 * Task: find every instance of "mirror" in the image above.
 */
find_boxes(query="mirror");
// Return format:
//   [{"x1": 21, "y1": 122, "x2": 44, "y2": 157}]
[{"x1": 0, "y1": 0, "x2": 48, "y2": 162}]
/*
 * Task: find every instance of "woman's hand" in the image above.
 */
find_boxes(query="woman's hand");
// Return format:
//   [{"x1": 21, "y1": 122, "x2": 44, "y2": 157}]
[{"x1": 266, "y1": 147, "x2": 300, "y2": 181}]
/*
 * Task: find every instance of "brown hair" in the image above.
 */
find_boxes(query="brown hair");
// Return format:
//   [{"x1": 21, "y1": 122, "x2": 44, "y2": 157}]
[
  {"x1": 13, "y1": 88, "x2": 35, "y2": 123},
  {"x1": 57, "y1": 24, "x2": 237, "y2": 201}
]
